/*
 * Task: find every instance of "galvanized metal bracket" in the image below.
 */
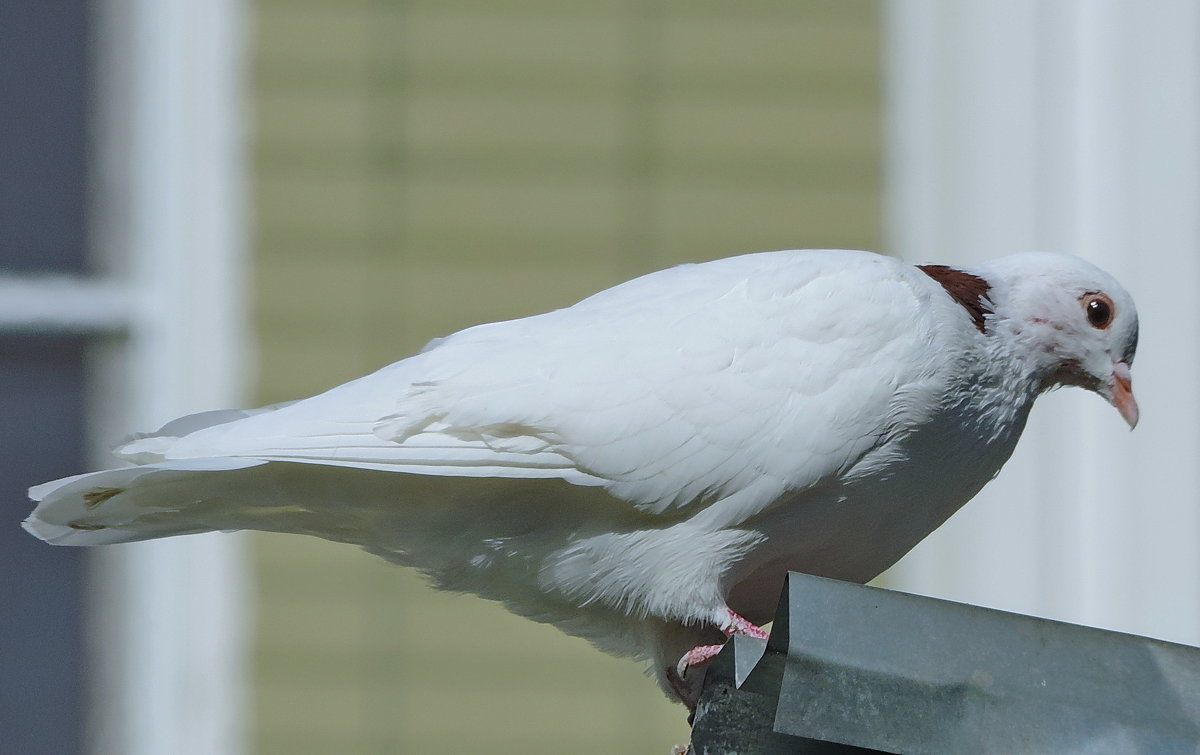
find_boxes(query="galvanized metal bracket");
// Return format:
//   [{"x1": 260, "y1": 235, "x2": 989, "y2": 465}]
[{"x1": 690, "y1": 572, "x2": 1200, "y2": 754}]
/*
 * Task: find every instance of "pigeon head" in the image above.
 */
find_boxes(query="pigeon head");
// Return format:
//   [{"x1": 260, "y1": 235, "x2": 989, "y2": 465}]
[{"x1": 981, "y1": 253, "x2": 1139, "y2": 428}]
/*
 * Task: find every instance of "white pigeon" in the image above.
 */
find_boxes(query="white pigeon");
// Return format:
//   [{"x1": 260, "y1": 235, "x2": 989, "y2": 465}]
[{"x1": 24, "y1": 249, "x2": 1139, "y2": 707}]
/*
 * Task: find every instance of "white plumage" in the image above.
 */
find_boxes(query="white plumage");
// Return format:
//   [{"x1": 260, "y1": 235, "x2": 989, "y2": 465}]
[{"x1": 24, "y1": 249, "x2": 1139, "y2": 706}]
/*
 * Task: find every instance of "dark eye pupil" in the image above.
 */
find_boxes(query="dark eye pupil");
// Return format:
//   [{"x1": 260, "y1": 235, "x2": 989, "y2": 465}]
[{"x1": 1087, "y1": 298, "x2": 1112, "y2": 328}]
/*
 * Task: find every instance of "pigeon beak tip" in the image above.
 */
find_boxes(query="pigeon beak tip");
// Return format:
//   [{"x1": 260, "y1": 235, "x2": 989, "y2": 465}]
[{"x1": 1109, "y1": 362, "x2": 1139, "y2": 430}]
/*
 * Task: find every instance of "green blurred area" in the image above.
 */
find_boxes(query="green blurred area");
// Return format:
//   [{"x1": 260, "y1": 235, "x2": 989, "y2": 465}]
[{"x1": 250, "y1": 1, "x2": 880, "y2": 751}]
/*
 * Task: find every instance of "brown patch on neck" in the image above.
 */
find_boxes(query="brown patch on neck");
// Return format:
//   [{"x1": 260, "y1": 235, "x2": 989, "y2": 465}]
[{"x1": 918, "y1": 264, "x2": 992, "y2": 333}]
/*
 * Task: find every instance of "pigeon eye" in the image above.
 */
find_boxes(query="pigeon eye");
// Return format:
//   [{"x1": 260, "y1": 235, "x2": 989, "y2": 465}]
[{"x1": 1083, "y1": 293, "x2": 1114, "y2": 329}]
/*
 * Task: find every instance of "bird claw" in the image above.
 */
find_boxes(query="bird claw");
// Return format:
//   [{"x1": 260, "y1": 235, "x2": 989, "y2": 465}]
[
  {"x1": 675, "y1": 642, "x2": 726, "y2": 678},
  {"x1": 674, "y1": 609, "x2": 770, "y2": 679},
  {"x1": 718, "y1": 609, "x2": 769, "y2": 639}
]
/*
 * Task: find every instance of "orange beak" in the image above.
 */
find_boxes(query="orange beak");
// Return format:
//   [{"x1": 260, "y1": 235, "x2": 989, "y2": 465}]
[{"x1": 1109, "y1": 361, "x2": 1139, "y2": 429}]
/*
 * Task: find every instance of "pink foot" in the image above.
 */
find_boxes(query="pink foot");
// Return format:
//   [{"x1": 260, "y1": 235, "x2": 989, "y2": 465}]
[
  {"x1": 718, "y1": 609, "x2": 768, "y2": 640},
  {"x1": 675, "y1": 608, "x2": 769, "y2": 679},
  {"x1": 675, "y1": 642, "x2": 725, "y2": 677}
]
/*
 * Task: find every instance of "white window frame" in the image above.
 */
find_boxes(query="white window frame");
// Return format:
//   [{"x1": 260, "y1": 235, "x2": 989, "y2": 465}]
[{"x1": 0, "y1": 1, "x2": 250, "y2": 753}]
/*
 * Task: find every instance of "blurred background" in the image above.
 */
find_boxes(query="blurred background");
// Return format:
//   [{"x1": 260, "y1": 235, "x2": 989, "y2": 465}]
[{"x1": 1, "y1": 1, "x2": 1196, "y2": 753}]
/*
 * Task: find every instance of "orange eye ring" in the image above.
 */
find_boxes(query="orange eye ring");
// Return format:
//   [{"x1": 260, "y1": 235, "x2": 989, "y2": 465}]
[{"x1": 1082, "y1": 292, "x2": 1115, "y2": 329}]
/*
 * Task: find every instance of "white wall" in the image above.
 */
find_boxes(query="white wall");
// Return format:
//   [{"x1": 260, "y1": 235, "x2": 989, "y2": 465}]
[{"x1": 883, "y1": 0, "x2": 1200, "y2": 647}]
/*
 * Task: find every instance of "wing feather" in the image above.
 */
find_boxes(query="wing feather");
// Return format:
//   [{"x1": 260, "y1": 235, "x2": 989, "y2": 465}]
[{"x1": 114, "y1": 250, "x2": 951, "y2": 520}]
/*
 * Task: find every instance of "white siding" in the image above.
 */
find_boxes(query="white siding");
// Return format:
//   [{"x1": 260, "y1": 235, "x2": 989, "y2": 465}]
[{"x1": 884, "y1": 0, "x2": 1200, "y2": 646}]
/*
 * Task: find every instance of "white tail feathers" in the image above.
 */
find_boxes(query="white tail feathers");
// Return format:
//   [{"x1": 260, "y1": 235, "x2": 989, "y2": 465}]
[
  {"x1": 23, "y1": 457, "x2": 610, "y2": 559},
  {"x1": 21, "y1": 454, "x2": 681, "y2": 665},
  {"x1": 24, "y1": 458, "x2": 268, "y2": 545}
]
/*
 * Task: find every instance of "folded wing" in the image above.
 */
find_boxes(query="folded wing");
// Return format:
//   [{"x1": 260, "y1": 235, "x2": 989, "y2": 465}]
[{"x1": 27, "y1": 250, "x2": 949, "y2": 545}]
